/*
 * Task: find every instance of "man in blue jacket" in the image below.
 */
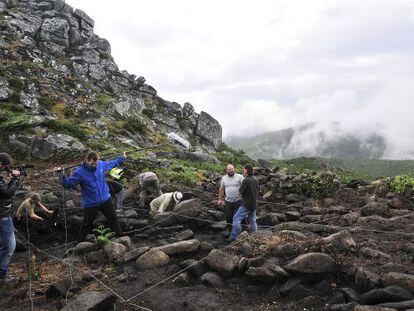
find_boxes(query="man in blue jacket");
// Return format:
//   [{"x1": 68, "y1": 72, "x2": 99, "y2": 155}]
[{"x1": 60, "y1": 151, "x2": 127, "y2": 242}]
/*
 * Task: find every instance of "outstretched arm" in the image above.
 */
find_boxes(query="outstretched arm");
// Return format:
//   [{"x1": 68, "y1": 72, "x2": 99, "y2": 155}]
[{"x1": 102, "y1": 155, "x2": 126, "y2": 171}]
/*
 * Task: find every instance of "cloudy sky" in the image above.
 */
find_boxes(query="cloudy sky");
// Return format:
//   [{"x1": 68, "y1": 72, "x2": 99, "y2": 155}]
[{"x1": 67, "y1": 0, "x2": 414, "y2": 156}]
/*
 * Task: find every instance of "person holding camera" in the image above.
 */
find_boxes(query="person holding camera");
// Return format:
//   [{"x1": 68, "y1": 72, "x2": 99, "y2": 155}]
[{"x1": 0, "y1": 152, "x2": 21, "y2": 283}]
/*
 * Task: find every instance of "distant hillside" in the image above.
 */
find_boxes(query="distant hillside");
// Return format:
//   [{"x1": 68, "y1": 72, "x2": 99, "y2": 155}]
[{"x1": 226, "y1": 123, "x2": 387, "y2": 160}]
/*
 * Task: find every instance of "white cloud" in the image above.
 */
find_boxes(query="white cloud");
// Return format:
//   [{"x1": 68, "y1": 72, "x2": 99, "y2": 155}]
[{"x1": 67, "y1": 0, "x2": 414, "y2": 157}]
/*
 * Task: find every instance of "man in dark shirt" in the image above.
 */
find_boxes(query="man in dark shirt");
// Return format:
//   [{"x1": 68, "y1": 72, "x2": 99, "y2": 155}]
[
  {"x1": 229, "y1": 164, "x2": 259, "y2": 241},
  {"x1": 0, "y1": 153, "x2": 21, "y2": 282}
]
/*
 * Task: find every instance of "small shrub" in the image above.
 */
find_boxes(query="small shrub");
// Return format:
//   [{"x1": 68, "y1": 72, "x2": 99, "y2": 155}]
[
  {"x1": 390, "y1": 174, "x2": 414, "y2": 196},
  {"x1": 93, "y1": 225, "x2": 115, "y2": 246},
  {"x1": 38, "y1": 96, "x2": 55, "y2": 110}
]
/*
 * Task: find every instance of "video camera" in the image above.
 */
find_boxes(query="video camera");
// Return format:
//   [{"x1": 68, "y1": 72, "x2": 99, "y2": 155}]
[{"x1": 7, "y1": 164, "x2": 35, "y2": 177}]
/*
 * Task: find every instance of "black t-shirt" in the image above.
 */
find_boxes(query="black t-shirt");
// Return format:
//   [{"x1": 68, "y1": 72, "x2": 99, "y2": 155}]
[{"x1": 239, "y1": 175, "x2": 259, "y2": 211}]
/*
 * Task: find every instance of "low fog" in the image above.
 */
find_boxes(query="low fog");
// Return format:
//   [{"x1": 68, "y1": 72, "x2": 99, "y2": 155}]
[{"x1": 67, "y1": 0, "x2": 414, "y2": 158}]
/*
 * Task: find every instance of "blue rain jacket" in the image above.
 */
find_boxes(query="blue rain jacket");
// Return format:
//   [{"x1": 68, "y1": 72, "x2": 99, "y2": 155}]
[{"x1": 60, "y1": 156, "x2": 125, "y2": 208}]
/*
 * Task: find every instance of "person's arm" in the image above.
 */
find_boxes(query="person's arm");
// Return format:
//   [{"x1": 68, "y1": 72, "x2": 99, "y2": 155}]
[
  {"x1": 158, "y1": 195, "x2": 170, "y2": 213},
  {"x1": 218, "y1": 185, "x2": 225, "y2": 206},
  {"x1": 38, "y1": 202, "x2": 53, "y2": 214},
  {"x1": 0, "y1": 175, "x2": 20, "y2": 198},
  {"x1": 60, "y1": 170, "x2": 82, "y2": 189},
  {"x1": 31, "y1": 213, "x2": 43, "y2": 221},
  {"x1": 102, "y1": 153, "x2": 127, "y2": 171},
  {"x1": 239, "y1": 179, "x2": 247, "y2": 197}
]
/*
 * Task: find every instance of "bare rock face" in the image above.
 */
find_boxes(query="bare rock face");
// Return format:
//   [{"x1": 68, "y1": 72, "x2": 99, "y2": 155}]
[
  {"x1": 195, "y1": 111, "x2": 222, "y2": 149},
  {"x1": 284, "y1": 253, "x2": 337, "y2": 275}
]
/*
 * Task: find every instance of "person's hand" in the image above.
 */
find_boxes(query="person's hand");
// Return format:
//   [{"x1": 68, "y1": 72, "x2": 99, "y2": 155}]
[
  {"x1": 37, "y1": 217, "x2": 44, "y2": 222},
  {"x1": 47, "y1": 210, "x2": 53, "y2": 214},
  {"x1": 217, "y1": 200, "x2": 224, "y2": 207},
  {"x1": 123, "y1": 151, "x2": 128, "y2": 158}
]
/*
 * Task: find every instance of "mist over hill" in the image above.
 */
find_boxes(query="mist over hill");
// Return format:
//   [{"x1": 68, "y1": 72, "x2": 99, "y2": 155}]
[{"x1": 226, "y1": 122, "x2": 388, "y2": 160}]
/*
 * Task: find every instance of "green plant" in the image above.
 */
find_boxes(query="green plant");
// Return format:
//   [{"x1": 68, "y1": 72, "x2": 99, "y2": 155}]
[
  {"x1": 390, "y1": 174, "x2": 414, "y2": 196},
  {"x1": 93, "y1": 225, "x2": 115, "y2": 246},
  {"x1": 97, "y1": 94, "x2": 114, "y2": 110}
]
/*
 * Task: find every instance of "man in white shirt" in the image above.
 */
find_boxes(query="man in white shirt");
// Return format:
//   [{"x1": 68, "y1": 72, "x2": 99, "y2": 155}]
[
  {"x1": 149, "y1": 191, "x2": 183, "y2": 216},
  {"x1": 217, "y1": 164, "x2": 244, "y2": 231}
]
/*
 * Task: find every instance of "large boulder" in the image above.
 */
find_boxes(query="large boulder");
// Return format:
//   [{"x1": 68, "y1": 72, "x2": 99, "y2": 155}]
[
  {"x1": 194, "y1": 111, "x2": 222, "y2": 149},
  {"x1": 284, "y1": 253, "x2": 337, "y2": 275},
  {"x1": 205, "y1": 249, "x2": 239, "y2": 277},
  {"x1": 61, "y1": 291, "x2": 117, "y2": 311},
  {"x1": 152, "y1": 239, "x2": 200, "y2": 255}
]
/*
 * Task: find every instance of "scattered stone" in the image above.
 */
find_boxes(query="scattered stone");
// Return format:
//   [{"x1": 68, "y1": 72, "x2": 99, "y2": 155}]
[
  {"x1": 69, "y1": 242, "x2": 99, "y2": 256},
  {"x1": 383, "y1": 272, "x2": 414, "y2": 292},
  {"x1": 205, "y1": 249, "x2": 239, "y2": 277},
  {"x1": 322, "y1": 231, "x2": 357, "y2": 251},
  {"x1": 359, "y1": 285, "x2": 413, "y2": 305},
  {"x1": 175, "y1": 229, "x2": 194, "y2": 241},
  {"x1": 179, "y1": 259, "x2": 207, "y2": 278},
  {"x1": 123, "y1": 246, "x2": 150, "y2": 263},
  {"x1": 201, "y1": 272, "x2": 224, "y2": 288},
  {"x1": 284, "y1": 253, "x2": 337, "y2": 275},
  {"x1": 152, "y1": 239, "x2": 200, "y2": 255},
  {"x1": 200, "y1": 241, "x2": 214, "y2": 252},
  {"x1": 115, "y1": 236, "x2": 133, "y2": 249},
  {"x1": 271, "y1": 243, "x2": 297, "y2": 258},
  {"x1": 136, "y1": 250, "x2": 169, "y2": 270},
  {"x1": 172, "y1": 272, "x2": 191, "y2": 287},
  {"x1": 104, "y1": 242, "x2": 127, "y2": 262},
  {"x1": 359, "y1": 247, "x2": 393, "y2": 260},
  {"x1": 81, "y1": 270, "x2": 103, "y2": 283},
  {"x1": 46, "y1": 277, "x2": 74, "y2": 298},
  {"x1": 355, "y1": 267, "x2": 381, "y2": 293},
  {"x1": 61, "y1": 291, "x2": 116, "y2": 311}
]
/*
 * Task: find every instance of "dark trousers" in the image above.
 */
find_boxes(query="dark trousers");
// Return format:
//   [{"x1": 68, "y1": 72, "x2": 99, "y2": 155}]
[
  {"x1": 224, "y1": 200, "x2": 242, "y2": 230},
  {"x1": 79, "y1": 199, "x2": 122, "y2": 242}
]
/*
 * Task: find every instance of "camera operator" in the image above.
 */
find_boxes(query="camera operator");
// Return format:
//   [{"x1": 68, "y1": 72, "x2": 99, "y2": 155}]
[{"x1": 0, "y1": 152, "x2": 21, "y2": 283}]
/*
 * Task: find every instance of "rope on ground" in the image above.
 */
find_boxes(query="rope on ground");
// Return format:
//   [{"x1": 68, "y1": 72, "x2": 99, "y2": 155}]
[
  {"x1": 125, "y1": 222, "x2": 278, "y2": 303},
  {"x1": 24, "y1": 206, "x2": 34, "y2": 311},
  {"x1": 15, "y1": 232, "x2": 152, "y2": 311}
]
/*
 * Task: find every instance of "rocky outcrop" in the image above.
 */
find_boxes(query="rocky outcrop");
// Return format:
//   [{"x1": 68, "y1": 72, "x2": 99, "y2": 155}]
[
  {"x1": 0, "y1": 0, "x2": 224, "y2": 161},
  {"x1": 194, "y1": 111, "x2": 222, "y2": 148}
]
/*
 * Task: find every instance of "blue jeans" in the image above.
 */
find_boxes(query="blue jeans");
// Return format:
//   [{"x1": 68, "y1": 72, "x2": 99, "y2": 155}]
[
  {"x1": 230, "y1": 204, "x2": 257, "y2": 240},
  {"x1": 0, "y1": 216, "x2": 16, "y2": 279}
]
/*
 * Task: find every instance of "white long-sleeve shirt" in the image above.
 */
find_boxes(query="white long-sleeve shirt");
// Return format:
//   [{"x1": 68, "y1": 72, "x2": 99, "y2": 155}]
[{"x1": 150, "y1": 192, "x2": 176, "y2": 216}]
